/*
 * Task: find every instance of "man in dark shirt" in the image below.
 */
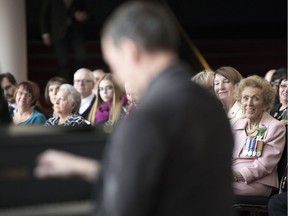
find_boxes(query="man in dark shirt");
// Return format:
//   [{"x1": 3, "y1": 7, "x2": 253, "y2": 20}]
[{"x1": 95, "y1": 1, "x2": 234, "y2": 216}]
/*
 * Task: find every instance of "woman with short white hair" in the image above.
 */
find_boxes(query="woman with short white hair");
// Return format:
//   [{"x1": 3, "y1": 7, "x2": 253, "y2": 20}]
[{"x1": 45, "y1": 84, "x2": 91, "y2": 126}]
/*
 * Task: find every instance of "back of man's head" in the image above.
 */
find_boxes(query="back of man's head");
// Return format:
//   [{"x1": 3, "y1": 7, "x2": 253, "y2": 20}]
[{"x1": 101, "y1": 1, "x2": 180, "y2": 53}]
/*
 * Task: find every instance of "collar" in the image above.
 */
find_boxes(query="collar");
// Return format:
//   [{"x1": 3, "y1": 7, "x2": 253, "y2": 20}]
[
  {"x1": 81, "y1": 94, "x2": 95, "y2": 105},
  {"x1": 233, "y1": 112, "x2": 272, "y2": 132}
]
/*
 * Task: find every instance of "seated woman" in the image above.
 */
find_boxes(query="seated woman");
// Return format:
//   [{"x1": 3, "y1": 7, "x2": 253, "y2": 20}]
[
  {"x1": 45, "y1": 84, "x2": 91, "y2": 126},
  {"x1": 13, "y1": 81, "x2": 46, "y2": 125},
  {"x1": 232, "y1": 75, "x2": 286, "y2": 196},
  {"x1": 88, "y1": 73, "x2": 127, "y2": 127},
  {"x1": 213, "y1": 66, "x2": 244, "y2": 124},
  {"x1": 44, "y1": 76, "x2": 68, "y2": 119},
  {"x1": 270, "y1": 74, "x2": 287, "y2": 125}
]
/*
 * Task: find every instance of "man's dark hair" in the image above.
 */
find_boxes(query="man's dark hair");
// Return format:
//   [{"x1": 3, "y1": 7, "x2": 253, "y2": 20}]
[
  {"x1": 0, "y1": 89, "x2": 12, "y2": 124},
  {"x1": 0, "y1": 72, "x2": 17, "y2": 85},
  {"x1": 101, "y1": 1, "x2": 180, "y2": 53}
]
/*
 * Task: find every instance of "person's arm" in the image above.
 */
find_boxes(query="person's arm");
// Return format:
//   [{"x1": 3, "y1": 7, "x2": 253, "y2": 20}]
[{"x1": 34, "y1": 149, "x2": 100, "y2": 183}]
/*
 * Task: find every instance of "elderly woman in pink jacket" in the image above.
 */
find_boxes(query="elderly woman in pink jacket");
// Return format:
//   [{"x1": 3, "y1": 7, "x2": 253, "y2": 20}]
[{"x1": 231, "y1": 75, "x2": 286, "y2": 196}]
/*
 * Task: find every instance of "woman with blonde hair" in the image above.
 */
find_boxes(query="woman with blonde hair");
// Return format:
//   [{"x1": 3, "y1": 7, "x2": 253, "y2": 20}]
[
  {"x1": 231, "y1": 75, "x2": 285, "y2": 196},
  {"x1": 192, "y1": 69, "x2": 215, "y2": 94},
  {"x1": 88, "y1": 73, "x2": 127, "y2": 127}
]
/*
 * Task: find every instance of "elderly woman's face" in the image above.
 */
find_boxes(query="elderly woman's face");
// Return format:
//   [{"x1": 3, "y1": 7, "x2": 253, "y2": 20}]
[
  {"x1": 279, "y1": 80, "x2": 288, "y2": 103},
  {"x1": 99, "y1": 80, "x2": 114, "y2": 102},
  {"x1": 241, "y1": 87, "x2": 264, "y2": 122},
  {"x1": 54, "y1": 90, "x2": 74, "y2": 116},
  {"x1": 15, "y1": 85, "x2": 33, "y2": 108},
  {"x1": 214, "y1": 74, "x2": 235, "y2": 102}
]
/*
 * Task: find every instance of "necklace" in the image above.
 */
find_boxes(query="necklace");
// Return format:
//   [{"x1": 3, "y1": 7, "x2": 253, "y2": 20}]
[
  {"x1": 245, "y1": 127, "x2": 257, "y2": 136},
  {"x1": 245, "y1": 123, "x2": 259, "y2": 136}
]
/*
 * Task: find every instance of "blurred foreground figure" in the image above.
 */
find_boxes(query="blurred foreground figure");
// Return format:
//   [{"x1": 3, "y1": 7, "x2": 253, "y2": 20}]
[
  {"x1": 95, "y1": 1, "x2": 234, "y2": 216},
  {"x1": 35, "y1": 2, "x2": 234, "y2": 216}
]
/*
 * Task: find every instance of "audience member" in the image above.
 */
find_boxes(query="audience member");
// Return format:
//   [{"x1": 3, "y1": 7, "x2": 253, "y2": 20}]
[
  {"x1": 35, "y1": 2, "x2": 234, "y2": 216},
  {"x1": 264, "y1": 69, "x2": 276, "y2": 83},
  {"x1": 214, "y1": 66, "x2": 244, "y2": 124},
  {"x1": 13, "y1": 81, "x2": 46, "y2": 125},
  {"x1": 88, "y1": 73, "x2": 127, "y2": 127},
  {"x1": 123, "y1": 82, "x2": 139, "y2": 119},
  {"x1": 45, "y1": 84, "x2": 90, "y2": 126},
  {"x1": 44, "y1": 76, "x2": 68, "y2": 118},
  {"x1": 0, "y1": 87, "x2": 12, "y2": 125},
  {"x1": 270, "y1": 74, "x2": 288, "y2": 125},
  {"x1": 0, "y1": 72, "x2": 18, "y2": 116},
  {"x1": 92, "y1": 69, "x2": 106, "y2": 95},
  {"x1": 73, "y1": 68, "x2": 96, "y2": 120},
  {"x1": 40, "y1": 0, "x2": 89, "y2": 81},
  {"x1": 270, "y1": 67, "x2": 287, "y2": 91},
  {"x1": 231, "y1": 75, "x2": 286, "y2": 196},
  {"x1": 191, "y1": 69, "x2": 215, "y2": 94}
]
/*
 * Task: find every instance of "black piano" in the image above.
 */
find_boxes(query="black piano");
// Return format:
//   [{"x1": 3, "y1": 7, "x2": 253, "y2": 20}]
[{"x1": 0, "y1": 126, "x2": 107, "y2": 216}]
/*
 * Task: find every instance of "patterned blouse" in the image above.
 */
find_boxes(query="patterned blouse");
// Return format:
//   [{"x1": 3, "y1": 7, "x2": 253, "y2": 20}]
[{"x1": 45, "y1": 113, "x2": 91, "y2": 126}]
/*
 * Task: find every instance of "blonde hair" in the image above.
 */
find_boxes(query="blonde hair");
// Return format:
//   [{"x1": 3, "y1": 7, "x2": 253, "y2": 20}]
[
  {"x1": 234, "y1": 75, "x2": 276, "y2": 112},
  {"x1": 192, "y1": 70, "x2": 215, "y2": 89},
  {"x1": 88, "y1": 73, "x2": 124, "y2": 125}
]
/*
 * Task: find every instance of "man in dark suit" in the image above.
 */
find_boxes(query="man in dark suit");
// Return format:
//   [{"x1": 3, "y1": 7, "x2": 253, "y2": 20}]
[
  {"x1": 40, "y1": 0, "x2": 89, "y2": 81},
  {"x1": 96, "y1": 1, "x2": 234, "y2": 215}
]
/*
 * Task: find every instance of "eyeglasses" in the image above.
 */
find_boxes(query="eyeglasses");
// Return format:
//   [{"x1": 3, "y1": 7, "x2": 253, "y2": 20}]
[
  {"x1": 74, "y1": 79, "x2": 93, "y2": 84},
  {"x1": 16, "y1": 91, "x2": 32, "y2": 98},
  {"x1": 99, "y1": 85, "x2": 113, "y2": 93}
]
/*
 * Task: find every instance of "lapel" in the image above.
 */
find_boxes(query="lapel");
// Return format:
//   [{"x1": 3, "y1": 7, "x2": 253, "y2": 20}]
[
  {"x1": 258, "y1": 112, "x2": 273, "y2": 140},
  {"x1": 232, "y1": 118, "x2": 247, "y2": 157},
  {"x1": 232, "y1": 112, "x2": 271, "y2": 157}
]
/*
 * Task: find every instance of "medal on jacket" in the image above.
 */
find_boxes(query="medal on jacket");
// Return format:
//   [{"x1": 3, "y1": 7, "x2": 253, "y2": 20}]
[
  {"x1": 255, "y1": 126, "x2": 267, "y2": 157},
  {"x1": 248, "y1": 138, "x2": 255, "y2": 156},
  {"x1": 243, "y1": 137, "x2": 250, "y2": 156}
]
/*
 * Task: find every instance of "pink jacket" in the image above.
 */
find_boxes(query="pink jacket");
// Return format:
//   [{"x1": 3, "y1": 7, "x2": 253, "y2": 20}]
[{"x1": 231, "y1": 112, "x2": 286, "y2": 188}]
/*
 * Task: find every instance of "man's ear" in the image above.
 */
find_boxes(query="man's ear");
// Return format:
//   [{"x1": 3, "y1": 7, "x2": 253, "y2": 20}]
[{"x1": 120, "y1": 38, "x2": 141, "y2": 63}]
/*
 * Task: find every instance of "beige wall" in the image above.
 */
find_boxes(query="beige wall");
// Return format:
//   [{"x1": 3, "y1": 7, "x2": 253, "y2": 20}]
[{"x1": 0, "y1": 0, "x2": 27, "y2": 82}]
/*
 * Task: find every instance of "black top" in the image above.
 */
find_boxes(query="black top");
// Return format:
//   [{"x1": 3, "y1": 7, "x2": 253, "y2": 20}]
[
  {"x1": 94, "y1": 61, "x2": 234, "y2": 216},
  {"x1": 270, "y1": 103, "x2": 287, "y2": 121}
]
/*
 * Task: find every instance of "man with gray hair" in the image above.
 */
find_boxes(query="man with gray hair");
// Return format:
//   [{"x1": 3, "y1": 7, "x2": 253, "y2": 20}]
[{"x1": 73, "y1": 68, "x2": 96, "y2": 120}]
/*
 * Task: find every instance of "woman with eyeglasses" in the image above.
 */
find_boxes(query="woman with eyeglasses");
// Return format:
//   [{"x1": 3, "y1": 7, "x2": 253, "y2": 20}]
[
  {"x1": 231, "y1": 75, "x2": 285, "y2": 196},
  {"x1": 88, "y1": 73, "x2": 127, "y2": 127},
  {"x1": 13, "y1": 81, "x2": 46, "y2": 125},
  {"x1": 270, "y1": 73, "x2": 288, "y2": 125}
]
